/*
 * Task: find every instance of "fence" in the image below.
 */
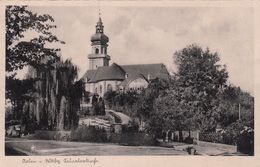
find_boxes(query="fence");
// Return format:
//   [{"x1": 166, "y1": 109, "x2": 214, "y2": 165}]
[{"x1": 199, "y1": 132, "x2": 222, "y2": 143}]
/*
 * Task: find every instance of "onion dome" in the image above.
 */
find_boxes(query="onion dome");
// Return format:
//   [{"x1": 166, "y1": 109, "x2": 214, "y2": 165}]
[{"x1": 90, "y1": 17, "x2": 109, "y2": 45}]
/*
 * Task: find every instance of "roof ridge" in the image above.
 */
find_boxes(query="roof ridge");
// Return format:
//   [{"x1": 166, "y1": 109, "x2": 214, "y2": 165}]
[
  {"x1": 121, "y1": 63, "x2": 164, "y2": 66},
  {"x1": 111, "y1": 63, "x2": 126, "y2": 74}
]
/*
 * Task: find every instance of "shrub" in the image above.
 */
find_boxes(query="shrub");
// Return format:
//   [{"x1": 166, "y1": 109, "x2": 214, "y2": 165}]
[
  {"x1": 221, "y1": 131, "x2": 238, "y2": 145},
  {"x1": 237, "y1": 127, "x2": 254, "y2": 155},
  {"x1": 70, "y1": 126, "x2": 107, "y2": 142},
  {"x1": 183, "y1": 137, "x2": 194, "y2": 144},
  {"x1": 218, "y1": 121, "x2": 254, "y2": 155},
  {"x1": 121, "y1": 124, "x2": 139, "y2": 133},
  {"x1": 33, "y1": 131, "x2": 71, "y2": 141},
  {"x1": 221, "y1": 121, "x2": 243, "y2": 145},
  {"x1": 34, "y1": 131, "x2": 54, "y2": 140},
  {"x1": 109, "y1": 132, "x2": 159, "y2": 146}
]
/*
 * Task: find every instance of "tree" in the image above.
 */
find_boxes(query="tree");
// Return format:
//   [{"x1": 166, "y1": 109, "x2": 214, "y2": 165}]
[
  {"x1": 129, "y1": 77, "x2": 171, "y2": 134},
  {"x1": 104, "y1": 91, "x2": 117, "y2": 109},
  {"x1": 24, "y1": 59, "x2": 84, "y2": 130},
  {"x1": 6, "y1": 5, "x2": 63, "y2": 72},
  {"x1": 173, "y1": 44, "x2": 228, "y2": 131},
  {"x1": 98, "y1": 97, "x2": 106, "y2": 115},
  {"x1": 5, "y1": 76, "x2": 36, "y2": 120},
  {"x1": 5, "y1": 6, "x2": 64, "y2": 124},
  {"x1": 103, "y1": 77, "x2": 172, "y2": 133},
  {"x1": 139, "y1": 75, "x2": 195, "y2": 140},
  {"x1": 217, "y1": 85, "x2": 254, "y2": 128}
]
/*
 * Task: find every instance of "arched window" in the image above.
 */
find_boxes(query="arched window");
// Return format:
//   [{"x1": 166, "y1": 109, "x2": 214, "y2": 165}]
[
  {"x1": 100, "y1": 85, "x2": 102, "y2": 94},
  {"x1": 107, "y1": 84, "x2": 112, "y2": 92},
  {"x1": 95, "y1": 48, "x2": 99, "y2": 54}
]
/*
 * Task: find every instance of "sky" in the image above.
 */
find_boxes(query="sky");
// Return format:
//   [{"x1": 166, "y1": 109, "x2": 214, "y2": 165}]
[{"x1": 24, "y1": 5, "x2": 254, "y2": 95}]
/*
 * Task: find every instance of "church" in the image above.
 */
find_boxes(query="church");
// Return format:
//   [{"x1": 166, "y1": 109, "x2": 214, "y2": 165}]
[{"x1": 81, "y1": 17, "x2": 169, "y2": 97}]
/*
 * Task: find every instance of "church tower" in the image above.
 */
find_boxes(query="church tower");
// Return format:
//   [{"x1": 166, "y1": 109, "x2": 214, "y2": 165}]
[{"x1": 88, "y1": 17, "x2": 110, "y2": 70}]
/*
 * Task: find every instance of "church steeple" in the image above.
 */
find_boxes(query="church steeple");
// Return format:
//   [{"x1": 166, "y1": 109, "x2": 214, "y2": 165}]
[
  {"x1": 88, "y1": 17, "x2": 110, "y2": 70},
  {"x1": 96, "y1": 17, "x2": 104, "y2": 33},
  {"x1": 91, "y1": 17, "x2": 109, "y2": 45}
]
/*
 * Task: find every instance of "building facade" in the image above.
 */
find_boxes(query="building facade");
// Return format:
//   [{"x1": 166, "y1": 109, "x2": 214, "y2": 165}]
[{"x1": 81, "y1": 17, "x2": 169, "y2": 97}]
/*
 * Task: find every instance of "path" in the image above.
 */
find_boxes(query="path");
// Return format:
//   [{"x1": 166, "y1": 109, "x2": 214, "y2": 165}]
[
  {"x1": 106, "y1": 109, "x2": 132, "y2": 125},
  {"x1": 5, "y1": 137, "x2": 187, "y2": 156}
]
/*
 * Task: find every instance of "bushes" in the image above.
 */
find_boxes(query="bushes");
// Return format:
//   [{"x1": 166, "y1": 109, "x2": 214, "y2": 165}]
[
  {"x1": 34, "y1": 131, "x2": 71, "y2": 141},
  {"x1": 70, "y1": 126, "x2": 107, "y2": 142},
  {"x1": 109, "y1": 133, "x2": 159, "y2": 146},
  {"x1": 70, "y1": 126, "x2": 158, "y2": 146},
  {"x1": 34, "y1": 131, "x2": 56, "y2": 140},
  {"x1": 237, "y1": 127, "x2": 254, "y2": 155},
  {"x1": 33, "y1": 126, "x2": 158, "y2": 147},
  {"x1": 223, "y1": 121, "x2": 254, "y2": 155},
  {"x1": 122, "y1": 124, "x2": 139, "y2": 133},
  {"x1": 200, "y1": 121, "x2": 254, "y2": 155}
]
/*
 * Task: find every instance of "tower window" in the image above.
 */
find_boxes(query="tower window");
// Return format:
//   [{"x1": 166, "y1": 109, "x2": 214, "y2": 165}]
[{"x1": 95, "y1": 48, "x2": 99, "y2": 54}]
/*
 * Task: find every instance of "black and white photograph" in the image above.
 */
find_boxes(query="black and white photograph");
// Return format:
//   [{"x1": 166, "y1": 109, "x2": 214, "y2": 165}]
[{"x1": 2, "y1": 0, "x2": 260, "y2": 166}]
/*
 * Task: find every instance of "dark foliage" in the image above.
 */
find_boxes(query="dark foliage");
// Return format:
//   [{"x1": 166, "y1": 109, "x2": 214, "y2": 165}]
[
  {"x1": 70, "y1": 126, "x2": 107, "y2": 142},
  {"x1": 23, "y1": 59, "x2": 84, "y2": 131},
  {"x1": 6, "y1": 5, "x2": 63, "y2": 72},
  {"x1": 34, "y1": 130, "x2": 71, "y2": 141},
  {"x1": 237, "y1": 128, "x2": 254, "y2": 155},
  {"x1": 109, "y1": 133, "x2": 159, "y2": 146}
]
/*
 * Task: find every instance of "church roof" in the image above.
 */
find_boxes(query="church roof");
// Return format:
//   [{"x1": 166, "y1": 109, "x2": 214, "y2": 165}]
[
  {"x1": 81, "y1": 69, "x2": 96, "y2": 82},
  {"x1": 82, "y1": 63, "x2": 169, "y2": 83},
  {"x1": 121, "y1": 63, "x2": 169, "y2": 80},
  {"x1": 88, "y1": 63, "x2": 125, "y2": 82}
]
